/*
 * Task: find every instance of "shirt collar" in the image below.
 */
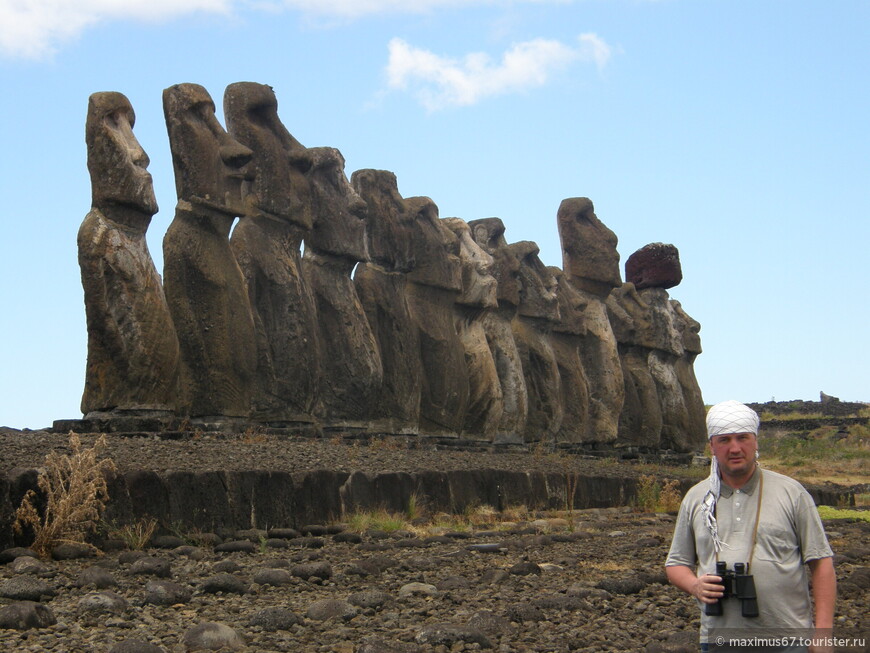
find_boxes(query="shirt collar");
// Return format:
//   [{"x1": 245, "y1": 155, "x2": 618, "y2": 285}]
[{"x1": 718, "y1": 465, "x2": 760, "y2": 498}]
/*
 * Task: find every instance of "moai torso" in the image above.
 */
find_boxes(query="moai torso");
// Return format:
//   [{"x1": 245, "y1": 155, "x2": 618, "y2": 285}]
[
  {"x1": 351, "y1": 169, "x2": 422, "y2": 433},
  {"x1": 78, "y1": 92, "x2": 179, "y2": 417},
  {"x1": 444, "y1": 218, "x2": 502, "y2": 440},
  {"x1": 162, "y1": 83, "x2": 257, "y2": 419},
  {"x1": 223, "y1": 82, "x2": 320, "y2": 424},
  {"x1": 558, "y1": 197, "x2": 624, "y2": 443},
  {"x1": 672, "y1": 300, "x2": 706, "y2": 450},
  {"x1": 301, "y1": 148, "x2": 382, "y2": 427},
  {"x1": 469, "y1": 218, "x2": 528, "y2": 443},
  {"x1": 548, "y1": 267, "x2": 592, "y2": 443},
  {"x1": 404, "y1": 197, "x2": 468, "y2": 436},
  {"x1": 510, "y1": 241, "x2": 563, "y2": 443}
]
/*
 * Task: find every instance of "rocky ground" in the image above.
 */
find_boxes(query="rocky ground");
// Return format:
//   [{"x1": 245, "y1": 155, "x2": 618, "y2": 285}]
[
  {"x1": 0, "y1": 507, "x2": 867, "y2": 652},
  {"x1": 0, "y1": 412, "x2": 867, "y2": 653}
]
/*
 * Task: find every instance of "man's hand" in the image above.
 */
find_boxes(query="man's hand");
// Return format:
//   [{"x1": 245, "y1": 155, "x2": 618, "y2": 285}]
[
  {"x1": 692, "y1": 573, "x2": 725, "y2": 604},
  {"x1": 666, "y1": 565, "x2": 724, "y2": 604}
]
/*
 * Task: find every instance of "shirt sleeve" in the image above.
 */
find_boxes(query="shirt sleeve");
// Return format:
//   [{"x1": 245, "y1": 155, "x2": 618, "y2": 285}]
[
  {"x1": 794, "y1": 487, "x2": 834, "y2": 563},
  {"x1": 666, "y1": 495, "x2": 698, "y2": 568}
]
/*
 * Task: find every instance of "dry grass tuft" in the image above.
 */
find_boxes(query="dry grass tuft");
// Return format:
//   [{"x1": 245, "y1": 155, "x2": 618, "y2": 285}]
[
  {"x1": 14, "y1": 432, "x2": 117, "y2": 558},
  {"x1": 105, "y1": 516, "x2": 158, "y2": 550},
  {"x1": 635, "y1": 475, "x2": 683, "y2": 513}
]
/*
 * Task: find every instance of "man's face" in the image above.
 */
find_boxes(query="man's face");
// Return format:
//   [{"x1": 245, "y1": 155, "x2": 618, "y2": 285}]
[{"x1": 710, "y1": 432, "x2": 758, "y2": 481}]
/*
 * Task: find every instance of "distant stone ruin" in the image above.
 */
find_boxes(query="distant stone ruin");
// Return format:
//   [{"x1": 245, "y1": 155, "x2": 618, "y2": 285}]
[{"x1": 72, "y1": 83, "x2": 706, "y2": 453}]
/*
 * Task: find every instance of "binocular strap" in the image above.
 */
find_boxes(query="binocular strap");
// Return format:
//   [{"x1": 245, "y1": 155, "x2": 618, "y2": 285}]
[{"x1": 715, "y1": 469, "x2": 764, "y2": 574}]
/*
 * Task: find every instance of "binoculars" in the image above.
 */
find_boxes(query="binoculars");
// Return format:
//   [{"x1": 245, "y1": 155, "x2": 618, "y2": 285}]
[{"x1": 704, "y1": 561, "x2": 759, "y2": 618}]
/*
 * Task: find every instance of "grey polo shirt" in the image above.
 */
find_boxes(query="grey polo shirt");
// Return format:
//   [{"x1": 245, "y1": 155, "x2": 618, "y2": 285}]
[{"x1": 666, "y1": 466, "x2": 833, "y2": 642}]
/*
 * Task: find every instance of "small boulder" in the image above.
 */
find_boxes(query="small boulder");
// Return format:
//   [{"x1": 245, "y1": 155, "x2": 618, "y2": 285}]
[
  {"x1": 0, "y1": 601, "x2": 56, "y2": 630},
  {"x1": 199, "y1": 573, "x2": 248, "y2": 595},
  {"x1": 76, "y1": 566, "x2": 118, "y2": 589},
  {"x1": 129, "y1": 556, "x2": 172, "y2": 578},
  {"x1": 182, "y1": 622, "x2": 245, "y2": 651},
  {"x1": 247, "y1": 607, "x2": 302, "y2": 632},
  {"x1": 306, "y1": 599, "x2": 358, "y2": 622},
  {"x1": 78, "y1": 590, "x2": 129, "y2": 614},
  {"x1": 0, "y1": 577, "x2": 55, "y2": 601},
  {"x1": 144, "y1": 580, "x2": 192, "y2": 605},
  {"x1": 415, "y1": 623, "x2": 493, "y2": 648}
]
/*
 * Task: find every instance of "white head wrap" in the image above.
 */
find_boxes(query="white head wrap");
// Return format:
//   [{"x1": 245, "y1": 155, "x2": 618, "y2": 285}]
[{"x1": 702, "y1": 400, "x2": 760, "y2": 552}]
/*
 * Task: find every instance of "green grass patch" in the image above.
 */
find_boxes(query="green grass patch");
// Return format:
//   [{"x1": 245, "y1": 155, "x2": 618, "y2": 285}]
[{"x1": 817, "y1": 506, "x2": 870, "y2": 522}]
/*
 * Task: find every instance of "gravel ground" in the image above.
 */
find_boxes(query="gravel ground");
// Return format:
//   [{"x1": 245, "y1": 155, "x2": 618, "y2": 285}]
[
  {"x1": 0, "y1": 429, "x2": 866, "y2": 652},
  {"x1": 0, "y1": 512, "x2": 867, "y2": 653},
  {"x1": 0, "y1": 429, "x2": 672, "y2": 477}
]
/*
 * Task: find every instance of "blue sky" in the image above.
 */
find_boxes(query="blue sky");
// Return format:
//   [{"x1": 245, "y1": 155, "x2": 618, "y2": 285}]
[{"x1": 1, "y1": 0, "x2": 867, "y2": 429}]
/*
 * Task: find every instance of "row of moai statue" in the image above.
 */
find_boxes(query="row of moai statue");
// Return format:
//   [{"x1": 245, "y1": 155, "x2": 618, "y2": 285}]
[{"x1": 78, "y1": 82, "x2": 706, "y2": 452}]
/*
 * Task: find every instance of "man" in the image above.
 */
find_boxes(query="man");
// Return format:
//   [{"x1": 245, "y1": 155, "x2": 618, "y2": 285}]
[{"x1": 666, "y1": 400, "x2": 836, "y2": 652}]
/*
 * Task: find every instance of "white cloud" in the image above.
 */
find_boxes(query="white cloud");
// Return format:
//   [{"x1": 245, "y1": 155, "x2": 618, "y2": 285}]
[
  {"x1": 279, "y1": 0, "x2": 502, "y2": 19},
  {"x1": 386, "y1": 33, "x2": 611, "y2": 110},
  {"x1": 0, "y1": 0, "x2": 231, "y2": 60},
  {"x1": 0, "y1": 0, "x2": 580, "y2": 60}
]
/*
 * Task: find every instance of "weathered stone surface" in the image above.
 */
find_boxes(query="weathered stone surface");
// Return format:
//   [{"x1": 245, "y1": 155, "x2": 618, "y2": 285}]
[
  {"x1": 182, "y1": 622, "x2": 246, "y2": 650},
  {"x1": 607, "y1": 284, "x2": 664, "y2": 447},
  {"x1": 71, "y1": 80, "x2": 709, "y2": 451},
  {"x1": 223, "y1": 82, "x2": 320, "y2": 424},
  {"x1": 444, "y1": 218, "x2": 502, "y2": 439},
  {"x1": 352, "y1": 169, "x2": 422, "y2": 433},
  {"x1": 625, "y1": 242, "x2": 682, "y2": 290},
  {"x1": 558, "y1": 202, "x2": 624, "y2": 443},
  {"x1": 162, "y1": 83, "x2": 256, "y2": 418},
  {"x1": 404, "y1": 197, "x2": 468, "y2": 435},
  {"x1": 469, "y1": 218, "x2": 528, "y2": 442},
  {"x1": 616, "y1": 347, "x2": 663, "y2": 448},
  {"x1": 77, "y1": 590, "x2": 128, "y2": 614},
  {"x1": 558, "y1": 197, "x2": 621, "y2": 295},
  {"x1": 303, "y1": 147, "x2": 382, "y2": 425},
  {"x1": 0, "y1": 601, "x2": 56, "y2": 630},
  {"x1": 548, "y1": 268, "x2": 591, "y2": 443},
  {"x1": 78, "y1": 91, "x2": 179, "y2": 417},
  {"x1": 510, "y1": 241, "x2": 562, "y2": 442},
  {"x1": 609, "y1": 281, "x2": 702, "y2": 452},
  {"x1": 670, "y1": 301, "x2": 706, "y2": 451}
]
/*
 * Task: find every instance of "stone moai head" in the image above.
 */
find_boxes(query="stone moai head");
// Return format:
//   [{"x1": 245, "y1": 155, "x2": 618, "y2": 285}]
[
  {"x1": 86, "y1": 91, "x2": 158, "y2": 229},
  {"x1": 163, "y1": 83, "x2": 253, "y2": 216},
  {"x1": 509, "y1": 241, "x2": 559, "y2": 322},
  {"x1": 223, "y1": 82, "x2": 313, "y2": 231},
  {"x1": 469, "y1": 217, "x2": 521, "y2": 308},
  {"x1": 351, "y1": 169, "x2": 414, "y2": 273},
  {"x1": 405, "y1": 197, "x2": 462, "y2": 292},
  {"x1": 557, "y1": 197, "x2": 621, "y2": 295},
  {"x1": 306, "y1": 146, "x2": 368, "y2": 262},
  {"x1": 443, "y1": 218, "x2": 497, "y2": 309},
  {"x1": 671, "y1": 300, "x2": 702, "y2": 355},
  {"x1": 548, "y1": 267, "x2": 587, "y2": 336}
]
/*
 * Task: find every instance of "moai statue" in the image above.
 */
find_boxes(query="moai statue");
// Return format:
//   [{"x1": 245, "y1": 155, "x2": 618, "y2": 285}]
[
  {"x1": 443, "y1": 218, "x2": 502, "y2": 439},
  {"x1": 78, "y1": 91, "x2": 179, "y2": 417},
  {"x1": 606, "y1": 282, "x2": 663, "y2": 448},
  {"x1": 510, "y1": 241, "x2": 562, "y2": 443},
  {"x1": 622, "y1": 243, "x2": 697, "y2": 451},
  {"x1": 351, "y1": 169, "x2": 422, "y2": 434},
  {"x1": 671, "y1": 300, "x2": 706, "y2": 449},
  {"x1": 302, "y1": 147, "x2": 382, "y2": 428},
  {"x1": 557, "y1": 197, "x2": 624, "y2": 443},
  {"x1": 223, "y1": 82, "x2": 320, "y2": 425},
  {"x1": 547, "y1": 267, "x2": 591, "y2": 443},
  {"x1": 404, "y1": 197, "x2": 469, "y2": 436},
  {"x1": 469, "y1": 218, "x2": 528, "y2": 442},
  {"x1": 162, "y1": 83, "x2": 257, "y2": 419}
]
